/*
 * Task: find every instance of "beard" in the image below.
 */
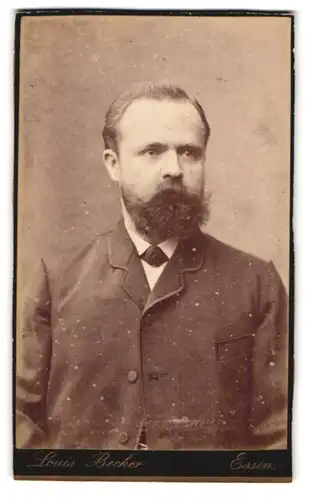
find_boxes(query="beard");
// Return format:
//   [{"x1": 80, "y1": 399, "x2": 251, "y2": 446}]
[{"x1": 121, "y1": 181, "x2": 211, "y2": 242}]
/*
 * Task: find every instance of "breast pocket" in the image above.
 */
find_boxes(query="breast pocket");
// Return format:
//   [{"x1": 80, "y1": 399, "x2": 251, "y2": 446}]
[
  {"x1": 215, "y1": 334, "x2": 253, "y2": 362},
  {"x1": 214, "y1": 315, "x2": 255, "y2": 362}
]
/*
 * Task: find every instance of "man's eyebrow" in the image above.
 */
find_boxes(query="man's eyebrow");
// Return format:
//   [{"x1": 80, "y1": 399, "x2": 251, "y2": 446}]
[
  {"x1": 177, "y1": 143, "x2": 204, "y2": 151},
  {"x1": 135, "y1": 142, "x2": 205, "y2": 155},
  {"x1": 137, "y1": 142, "x2": 168, "y2": 152}
]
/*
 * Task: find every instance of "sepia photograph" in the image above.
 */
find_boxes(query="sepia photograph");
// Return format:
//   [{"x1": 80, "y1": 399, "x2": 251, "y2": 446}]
[{"x1": 14, "y1": 10, "x2": 293, "y2": 481}]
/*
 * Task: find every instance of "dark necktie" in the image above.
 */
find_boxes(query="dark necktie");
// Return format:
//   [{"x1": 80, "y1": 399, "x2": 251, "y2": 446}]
[{"x1": 141, "y1": 245, "x2": 169, "y2": 267}]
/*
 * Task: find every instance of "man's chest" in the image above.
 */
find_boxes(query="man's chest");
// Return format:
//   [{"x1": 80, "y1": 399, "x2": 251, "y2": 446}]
[
  {"x1": 50, "y1": 265, "x2": 259, "y2": 375},
  {"x1": 46, "y1": 263, "x2": 264, "y2": 444}
]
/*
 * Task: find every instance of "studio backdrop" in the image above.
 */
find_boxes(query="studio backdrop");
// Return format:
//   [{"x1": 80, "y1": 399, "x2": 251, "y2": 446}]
[{"x1": 17, "y1": 14, "x2": 291, "y2": 302}]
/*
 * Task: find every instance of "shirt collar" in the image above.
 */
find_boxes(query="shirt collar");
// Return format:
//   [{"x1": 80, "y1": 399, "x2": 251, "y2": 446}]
[{"x1": 121, "y1": 201, "x2": 178, "y2": 260}]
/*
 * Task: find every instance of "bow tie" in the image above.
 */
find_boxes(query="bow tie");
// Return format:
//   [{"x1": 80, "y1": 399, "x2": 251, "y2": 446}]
[{"x1": 141, "y1": 245, "x2": 169, "y2": 268}]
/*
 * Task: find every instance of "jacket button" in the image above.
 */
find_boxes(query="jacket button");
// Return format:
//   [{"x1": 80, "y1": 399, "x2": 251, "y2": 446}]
[
  {"x1": 119, "y1": 431, "x2": 129, "y2": 444},
  {"x1": 128, "y1": 370, "x2": 138, "y2": 383}
]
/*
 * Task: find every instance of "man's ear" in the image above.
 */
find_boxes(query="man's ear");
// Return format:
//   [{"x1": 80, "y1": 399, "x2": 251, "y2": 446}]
[{"x1": 103, "y1": 149, "x2": 120, "y2": 182}]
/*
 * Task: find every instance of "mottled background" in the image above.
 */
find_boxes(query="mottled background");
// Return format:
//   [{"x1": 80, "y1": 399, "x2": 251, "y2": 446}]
[{"x1": 17, "y1": 15, "x2": 291, "y2": 295}]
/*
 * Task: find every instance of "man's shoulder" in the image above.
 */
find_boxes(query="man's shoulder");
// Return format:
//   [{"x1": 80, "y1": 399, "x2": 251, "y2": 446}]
[
  {"x1": 197, "y1": 232, "x2": 285, "y2": 295},
  {"x1": 44, "y1": 230, "x2": 112, "y2": 282},
  {"x1": 200, "y1": 232, "x2": 269, "y2": 272}
]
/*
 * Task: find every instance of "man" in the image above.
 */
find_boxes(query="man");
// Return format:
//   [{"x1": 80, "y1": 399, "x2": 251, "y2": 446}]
[{"x1": 16, "y1": 82, "x2": 288, "y2": 450}]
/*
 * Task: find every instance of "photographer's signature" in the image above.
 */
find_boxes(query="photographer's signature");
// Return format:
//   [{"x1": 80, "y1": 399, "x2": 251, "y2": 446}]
[
  {"x1": 230, "y1": 452, "x2": 275, "y2": 471},
  {"x1": 27, "y1": 451, "x2": 146, "y2": 470},
  {"x1": 26, "y1": 450, "x2": 275, "y2": 473}
]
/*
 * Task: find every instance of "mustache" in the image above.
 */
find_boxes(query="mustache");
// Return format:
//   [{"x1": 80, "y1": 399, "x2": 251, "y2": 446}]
[
  {"x1": 147, "y1": 184, "x2": 202, "y2": 209},
  {"x1": 121, "y1": 183, "x2": 211, "y2": 241},
  {"x1": 155, "y1": 177, "x2": 187, "y2": 194}
]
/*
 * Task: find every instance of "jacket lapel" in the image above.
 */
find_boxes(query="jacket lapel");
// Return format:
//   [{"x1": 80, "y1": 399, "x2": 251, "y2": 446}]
[
  {"x1": 143, "y1": 230, "x2": 206, "y2": 315},
  {"x1": 108, "y1": 220, "x2": 207, "y2": 315},
  {"x1": 108, "y1": 220, "x2": 150, "y2": 311}
]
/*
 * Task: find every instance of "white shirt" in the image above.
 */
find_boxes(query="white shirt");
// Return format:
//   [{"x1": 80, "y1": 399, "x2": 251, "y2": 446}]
[{"x1": 122, "y1": 206, "x2": 178, "y2": 291}]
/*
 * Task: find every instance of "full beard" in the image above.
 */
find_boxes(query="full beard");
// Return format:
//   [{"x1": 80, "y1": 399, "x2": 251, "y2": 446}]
[{"x1": 121, "y1": 183, "x2": 211, "y2": 242}]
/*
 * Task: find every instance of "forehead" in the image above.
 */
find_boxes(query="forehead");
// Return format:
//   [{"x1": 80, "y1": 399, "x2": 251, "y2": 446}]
[{"x1": 117, "y1": 98, "x2": 205, "y2": 146}]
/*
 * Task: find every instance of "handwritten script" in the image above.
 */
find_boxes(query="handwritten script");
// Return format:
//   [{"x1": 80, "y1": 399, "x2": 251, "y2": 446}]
[
  {"x1": 230, "y1": 452, "x2": 275, "y2": 471},
  {"x1": 86, "y1": 452, "x2": 146, "y2": 469},
  {"x1": 27, "y1": 451, "x2": 146, "y2": 470},
  {"x1": 27, "y1": 451, "x2": 75, "y2": 469}
]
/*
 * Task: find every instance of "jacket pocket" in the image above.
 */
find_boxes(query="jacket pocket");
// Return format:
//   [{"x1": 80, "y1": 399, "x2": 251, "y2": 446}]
[{"x1": 215, "y1": 334, "x2": 253, "y2": 362}]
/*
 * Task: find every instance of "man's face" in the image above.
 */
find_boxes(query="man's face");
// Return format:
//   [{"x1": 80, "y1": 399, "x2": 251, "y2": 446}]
[
  {"x1": 117, "y1": 98, "x2": 206, "y2": 203},
  {"x1": 104, "y1": 97, "x2": 209, "y2": 241}
]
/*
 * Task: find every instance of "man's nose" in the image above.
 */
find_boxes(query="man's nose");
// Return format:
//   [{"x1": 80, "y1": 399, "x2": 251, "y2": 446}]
[{"x1": 161, "y1": 150, "x2": 183, "y2": 180}]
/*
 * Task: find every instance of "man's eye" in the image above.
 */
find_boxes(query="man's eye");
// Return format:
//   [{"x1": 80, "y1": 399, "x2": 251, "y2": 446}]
[
  {"x1": 145, "y1": 149, "x2": 161, "y2": 157},
  {"x1": 181, "y1": 148, "x2": 201, "y2": 160},
  {"x1": 182, "y1": 149, "x2": 194, "y2": 158}
]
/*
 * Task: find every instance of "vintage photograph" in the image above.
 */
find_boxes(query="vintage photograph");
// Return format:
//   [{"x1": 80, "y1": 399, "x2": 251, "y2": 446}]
[{"x1": 14, "y1": 10, "x2": 293, "y2": 479}]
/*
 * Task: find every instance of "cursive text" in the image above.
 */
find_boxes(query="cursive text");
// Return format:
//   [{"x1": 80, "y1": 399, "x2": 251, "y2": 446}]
[
  {"x1": 27, "y1": 451, "x2": 75, "y2": 469},
  {"x1": 230, "y1": 452, "x2": 274, "y2": 471},
  {"x1": 85, "y1": 452, "x2": 146, "y2": 469}
]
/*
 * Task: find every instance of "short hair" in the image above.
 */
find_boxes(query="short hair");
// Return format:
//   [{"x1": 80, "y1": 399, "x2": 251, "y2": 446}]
[{"x1": 102, "y1": 81, "x2": 211, "y2": 152}]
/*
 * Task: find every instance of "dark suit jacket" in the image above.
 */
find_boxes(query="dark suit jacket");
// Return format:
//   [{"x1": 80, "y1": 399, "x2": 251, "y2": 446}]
[{"x1": 16, "y1": 220, "x2": 289, "y2": 450}]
